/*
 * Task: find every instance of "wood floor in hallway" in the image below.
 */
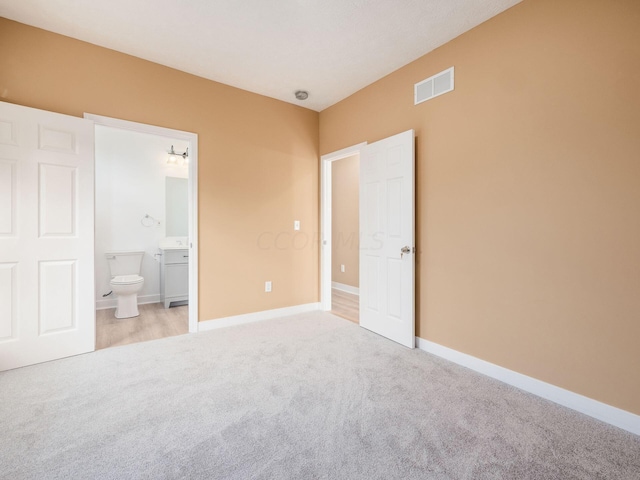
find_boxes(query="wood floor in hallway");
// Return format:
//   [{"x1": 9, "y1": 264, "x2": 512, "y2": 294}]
[
  {"x1": 96, "y1": 302, "x2": 188, "y2": 350},
  {"x1": 331, "y1": 288, "x2": 359, "y2": 324}
]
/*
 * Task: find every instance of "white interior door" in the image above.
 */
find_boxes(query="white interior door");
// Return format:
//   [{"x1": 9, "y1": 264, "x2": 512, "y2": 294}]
[
  {"x1": 359, "y1": 129, "x2": 415, "y2": 348},
  {"x1": 0, "y1": 101, "x2": 95, "y2": 371}
]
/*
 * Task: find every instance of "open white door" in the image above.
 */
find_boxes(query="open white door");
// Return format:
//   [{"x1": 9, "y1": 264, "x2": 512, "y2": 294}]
[
  {"x1": 0, "y1": 101, "x2": 95, "y2": 370},
  {"x1": 359, "y1": 130, "x2": 415, "y2": 348}
]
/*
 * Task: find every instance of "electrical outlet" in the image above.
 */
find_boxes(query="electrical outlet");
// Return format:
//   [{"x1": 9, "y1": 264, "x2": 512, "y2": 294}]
[
  {"x1": 294, "y1": 220, "x2": 300, "y2": 231},
  {"x1": 265, "y1": 281, "x2": 272, "y2": 293},
  {"x1": 341, "y1": 264, "x2": 345, "y2": 273}
]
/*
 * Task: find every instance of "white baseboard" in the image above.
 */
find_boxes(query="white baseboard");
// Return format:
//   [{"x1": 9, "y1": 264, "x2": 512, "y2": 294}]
[
  {"x1": 331, "y1": 282, "x2": 359, "y2": 296},
  {"x1": 95, "y1": 293, "x2": 161, "y2": 310},
  {"x1": 198, "y1": 302, "x2": 321, "y2": 332},
  {"x1": 416, "y1": 337, "x2": 640, "y2": 436}
]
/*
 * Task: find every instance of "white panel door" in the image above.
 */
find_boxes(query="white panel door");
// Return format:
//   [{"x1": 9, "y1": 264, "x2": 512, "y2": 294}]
[
  {"x1": 359, "y1": 130, "x2": 415, "y2": 348},
  {"x1": 0, "y1": 101, "x2": 95, "y2": 371}
]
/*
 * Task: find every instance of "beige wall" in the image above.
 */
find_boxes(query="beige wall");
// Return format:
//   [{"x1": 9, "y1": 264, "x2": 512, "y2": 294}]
[
  {"x1": 331, "y1": 155, "x2": 359, "y2": 288},
  {"x1": 3, "y1": 0, "x2": 640, "y2": 416},
  {"x1": 0, "y1": 18, "x2": 320, "y2": 321},
  {"x1": 320, "y1": 0, "x2": 640, "y2": 415}
]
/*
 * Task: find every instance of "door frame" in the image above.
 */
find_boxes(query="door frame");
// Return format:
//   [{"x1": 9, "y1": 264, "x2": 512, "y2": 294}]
[
  {"x1": 320, "y1": 142, "x2": 367, "y2": 312},
  {"x1": 84, "y1": 113, "x2": 199, "y2": 334}
]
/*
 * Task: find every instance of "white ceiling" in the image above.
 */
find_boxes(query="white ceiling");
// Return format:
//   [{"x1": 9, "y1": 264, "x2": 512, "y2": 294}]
[{"x1": 0, "y1": 0, "x2": 521, "y2": 111}]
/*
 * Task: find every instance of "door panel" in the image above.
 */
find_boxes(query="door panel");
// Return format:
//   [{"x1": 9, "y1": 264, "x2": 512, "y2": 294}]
[
  {"x1": 0, "y1": 160, "x2": 17, "y2": 234},
  {"x1": 0, "y1": 118, "x2": 19, "y2": 145},
  {"x1": 0, "y1": 263, "x2": 17, "y2": 340},
  {"x1": 359, "y1": 130, "x2": 415, "y2": 348},
  {"x1": 38, "y1": 124, "x2": 78, "y2": 153},
  {"x1": 39, "y1": 260, "x2": 77, "y2": 334},
  {"x1": 0, "y1": 101, "x2": 95, "y2": 371},
  {"x1": 39, "y1": 163, "x2": 77, "y2": 236}
]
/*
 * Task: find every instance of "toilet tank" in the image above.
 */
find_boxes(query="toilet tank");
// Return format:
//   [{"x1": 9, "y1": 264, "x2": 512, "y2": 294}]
[{"x1": 106, "y1": 251, "x2": 144, "y2": 277}]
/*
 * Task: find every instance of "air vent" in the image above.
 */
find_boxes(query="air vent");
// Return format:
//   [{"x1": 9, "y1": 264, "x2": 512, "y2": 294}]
[{"x1": 414, "y1": 67, "x2": 454, "y2": 105}]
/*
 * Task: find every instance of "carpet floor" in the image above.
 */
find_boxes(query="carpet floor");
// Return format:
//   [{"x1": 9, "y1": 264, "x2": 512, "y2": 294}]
[{"x1": 1, "y1": 311, "x2": 638, "y2": 479}]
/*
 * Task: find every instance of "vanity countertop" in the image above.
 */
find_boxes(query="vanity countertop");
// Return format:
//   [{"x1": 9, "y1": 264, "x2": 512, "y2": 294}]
[{"x1": 159, "y1": 238, "x2": 189, "y2": 250}]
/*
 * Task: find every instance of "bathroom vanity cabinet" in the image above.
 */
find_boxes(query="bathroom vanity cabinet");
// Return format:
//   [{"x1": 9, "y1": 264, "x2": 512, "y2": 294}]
[{"x1": 159, "y1": 248, "x2": 189, "y2": 308}]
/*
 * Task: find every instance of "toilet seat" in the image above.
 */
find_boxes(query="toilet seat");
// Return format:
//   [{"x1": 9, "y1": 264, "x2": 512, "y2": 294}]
[{"x1": 110, "y1": 274, "x2": 144, "y2": 285}]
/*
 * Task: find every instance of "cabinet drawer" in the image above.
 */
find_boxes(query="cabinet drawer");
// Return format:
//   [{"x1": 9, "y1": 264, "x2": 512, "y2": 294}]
[{"x1": 164, "y1": 249, "x2": 189, "y2": 264}]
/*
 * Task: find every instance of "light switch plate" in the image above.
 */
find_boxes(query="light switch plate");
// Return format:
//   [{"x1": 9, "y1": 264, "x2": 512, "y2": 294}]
[
  {"x1": 294, "y1": 220, "x2": 300, "y2": 231},
  {"x1": 340, "y1": 264, "x2": 345, "y2": 273},
  {"x1": 265, "y1": 281, "x2": 272, "y2": 293}
]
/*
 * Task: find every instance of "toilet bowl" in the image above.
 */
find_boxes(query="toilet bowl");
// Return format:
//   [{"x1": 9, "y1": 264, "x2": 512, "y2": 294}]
[
  {"x1": 106, "y1": 251, "x2": 145, "y2": 319},
  {"x1": 110, "y1": 274, "x2": 145, "y2": 318}
]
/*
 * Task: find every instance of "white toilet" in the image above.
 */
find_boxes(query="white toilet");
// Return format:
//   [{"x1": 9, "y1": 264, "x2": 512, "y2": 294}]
[{"x1": 106, "y1": 251, "x2": 145, "y2": 319}]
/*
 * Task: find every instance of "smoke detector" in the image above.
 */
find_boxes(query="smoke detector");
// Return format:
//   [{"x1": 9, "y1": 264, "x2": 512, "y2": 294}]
[{"x1": 295, "y1": 90, "x2": 309, "y2": 100}]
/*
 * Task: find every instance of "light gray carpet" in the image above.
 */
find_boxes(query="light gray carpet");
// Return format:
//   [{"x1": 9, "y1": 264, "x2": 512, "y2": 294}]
[{"x1": 1, "y1": 312, "x2": 638, "y2": 480}]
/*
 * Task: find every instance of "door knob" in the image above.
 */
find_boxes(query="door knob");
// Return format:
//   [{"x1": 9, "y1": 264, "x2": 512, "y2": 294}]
[{"x1": 401, "y1": 246, "x2": 411, "y2": 258}]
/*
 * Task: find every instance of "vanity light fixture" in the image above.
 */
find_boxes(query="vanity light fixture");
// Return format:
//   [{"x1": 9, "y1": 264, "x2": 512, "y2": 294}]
[{"x1": 167, "y1": 145, "x2": 189, "y2": 166}]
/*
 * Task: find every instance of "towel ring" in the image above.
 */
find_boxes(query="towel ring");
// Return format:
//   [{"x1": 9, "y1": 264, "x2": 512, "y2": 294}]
[{"x1": 141, "y1": 214, "x2": 158, "y2": 227}]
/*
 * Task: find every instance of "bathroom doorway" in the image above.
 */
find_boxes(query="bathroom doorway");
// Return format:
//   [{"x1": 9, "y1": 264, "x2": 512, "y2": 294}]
[{"x1": 86, "y1": 114, "x2": 198, "y2": 349}]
